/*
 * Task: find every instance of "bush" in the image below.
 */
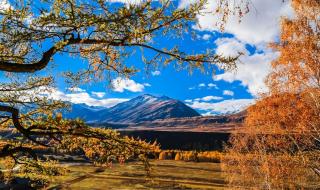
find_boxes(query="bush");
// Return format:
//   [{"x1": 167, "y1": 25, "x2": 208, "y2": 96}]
[
  {"x1": 184, "y1": 151, "x2": 196, "y2": 161},
  {"x1": 174, "y1": 152, "x2": 182, "y2": 161},
  {"x1": 158, "y1": 151, "x2": 168, "y2": 160},
  {"x1": 158, "y1": 150, "x2": 222, "y2": 163},
  {"x1": 197, "y1": 151, "x2": 221, "y2": 163}
]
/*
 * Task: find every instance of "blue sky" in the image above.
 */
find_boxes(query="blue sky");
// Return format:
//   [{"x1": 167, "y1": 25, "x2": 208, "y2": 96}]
[{"x1": 0, "y1": 0, "x2": 294, "y2": 115}]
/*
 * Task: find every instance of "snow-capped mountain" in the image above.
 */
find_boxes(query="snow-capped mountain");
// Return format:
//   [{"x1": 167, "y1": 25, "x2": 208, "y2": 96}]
[{"x1": 64, "y1": 94, "x2": 200, "y2": 123}]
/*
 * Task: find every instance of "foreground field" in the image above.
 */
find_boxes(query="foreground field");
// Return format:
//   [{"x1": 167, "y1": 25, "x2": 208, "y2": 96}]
[{"x1": 48, "y1": 160, "x2": 226, "y2": 190}]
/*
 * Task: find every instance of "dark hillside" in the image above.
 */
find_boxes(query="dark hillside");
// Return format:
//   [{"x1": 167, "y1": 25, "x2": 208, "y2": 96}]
[{"x1": 120, "y1": 131, "x2": 230, "y2": 151}]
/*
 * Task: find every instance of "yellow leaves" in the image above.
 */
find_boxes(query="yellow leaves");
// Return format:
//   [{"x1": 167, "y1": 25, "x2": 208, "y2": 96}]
[
  {"x1": 51, "y1": 121, "x2": 159, "y2": 166},
  {"x1": 158, "y1": 150, "x2": 222, "y2": 162},
  {"x1": 55, "y1": 112, "x2": 62, "y2": 122},
  {"x1": 100, "y1": 23, "x2": 106, "y2": 30},
  {"x1": 54, "y1": 40, "x2": 69, "y2": 50},
  {"x1": 109, "y1": 51, "x2": 118, "y2": 61},
  {"x1": 245, "y1": 93, "x2": 318, "y2": 135},
  {"x1": 0, "y1": 157, "x2": 15, "y2": 183},
  {"x1": 268, "y1": 0, "x2": 320, "y2": 94},
  {"x1": 119, "y1": 8, "x2": 130, "y2": 17}
]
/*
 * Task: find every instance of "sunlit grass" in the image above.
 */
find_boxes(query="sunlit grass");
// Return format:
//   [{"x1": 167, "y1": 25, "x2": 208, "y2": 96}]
[{"x1": 47, "y1": 160, "x2": 226, "y2": 190}]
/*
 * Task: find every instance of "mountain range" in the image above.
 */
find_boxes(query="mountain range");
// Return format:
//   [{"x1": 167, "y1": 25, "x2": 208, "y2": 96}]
[{"x1": 63, "y1": 94, "x2": 201, "y2": 123}]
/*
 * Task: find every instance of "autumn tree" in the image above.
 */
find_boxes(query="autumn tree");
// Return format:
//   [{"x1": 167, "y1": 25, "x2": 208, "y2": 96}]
[
  {"x1": 223, "y1": 0, "x2": 320, "y2": 189},
  {"x1": 0, "y1": 0, "x2": 244, "y2": 186}
]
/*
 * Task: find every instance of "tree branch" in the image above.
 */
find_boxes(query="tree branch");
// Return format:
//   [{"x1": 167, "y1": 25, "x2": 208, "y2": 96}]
[{"x1": 0, "y1": 105, "x2": 48, "y2": 146}]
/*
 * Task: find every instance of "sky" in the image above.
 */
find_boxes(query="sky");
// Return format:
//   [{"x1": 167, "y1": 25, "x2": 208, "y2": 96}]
[{"x1": 0, "y1": 0, "x2": 294, "y2": 115}]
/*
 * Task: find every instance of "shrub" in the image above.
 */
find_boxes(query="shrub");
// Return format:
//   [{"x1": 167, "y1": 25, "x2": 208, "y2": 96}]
[
  {"x1": 174, "y1": 152, "x2": 182, "y2": 161},
  {"x1": 158, "y1": 151, "x2": 167, "y2": 160},
  {"x1": 186, "y1": 151, "x2": 198, "y2": 162},
  {"x1": 158, "y1": 150, "x2": 222, "y2": 163}
]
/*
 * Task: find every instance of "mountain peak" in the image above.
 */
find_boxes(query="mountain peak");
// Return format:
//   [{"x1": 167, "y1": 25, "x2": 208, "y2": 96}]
[
  {"x1": 138, "y1": 94, "x2": 157, "y2": 101},
  {"x1": 137, "y1": 94, "x2": 171, "y2": 100},
  {"x1": 104, "y1": 94, "x2": 200, "y2": 123},
  {"x1": 130, "y1": 94, "x2": 175, "y2": 105},
  {"x1": 140, "y1": 94, "x2": 155, "y2": 98},
  {"x1": 64, "y1": 94, "x2": 200, "y2": 124}
]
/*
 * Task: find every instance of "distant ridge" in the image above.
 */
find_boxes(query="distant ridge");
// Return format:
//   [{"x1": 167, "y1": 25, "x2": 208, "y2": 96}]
[{"x1": 63, "y1": 94, "x2": 200, "y2": 123}]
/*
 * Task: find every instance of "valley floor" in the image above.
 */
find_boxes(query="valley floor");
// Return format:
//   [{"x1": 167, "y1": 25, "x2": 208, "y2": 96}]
[{"x1": 48, "y1": 160, "x2": 226, "y2": 190}]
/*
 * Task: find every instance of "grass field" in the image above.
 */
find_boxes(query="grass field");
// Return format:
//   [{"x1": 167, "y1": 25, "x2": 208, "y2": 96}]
[{"x1": 48, "y1": 160, "x2": 227, "y2": 190}]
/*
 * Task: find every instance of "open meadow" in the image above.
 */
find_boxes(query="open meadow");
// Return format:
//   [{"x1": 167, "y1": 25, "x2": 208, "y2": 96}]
[{"x1": 48, "y1": 160, "x2": 226, "y2": 190}]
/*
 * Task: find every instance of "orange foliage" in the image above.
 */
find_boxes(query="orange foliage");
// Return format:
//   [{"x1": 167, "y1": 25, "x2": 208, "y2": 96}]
[
  {"x1": 159, "y1": 150, "x2": 222, "y2": 163},
  {"x1": 223, "y1": 0, "x2": 320, "y2": 189}
]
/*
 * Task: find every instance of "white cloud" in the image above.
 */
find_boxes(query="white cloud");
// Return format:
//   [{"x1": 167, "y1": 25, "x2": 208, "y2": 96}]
[
  {"x1": 198, "y1": 83, "x2": 206, "y2": 87},
  {"x1": 180, "y1": 0, "x2": 294, "y2": 45},
  {"x1": 0, "y1": 86, "x2": 128, "y2": 108},
  {"x1": 91, "y1": 91, "x2": 106, "y2": 98},
  {"x1": 111, "y1": 77, "x2": 145, "y2": 92},
  {"x1": 68, "y1": 87, "x2": 86, "y2": 93},
  {"x1": 202, "y1": 34, "x2": 211, "y2": 40},
  {"x1": 187, "y1": 99, "x2": 255, "y2": 115},
  {"x1": 189, "y1": 83, "x2": 218, "y2": 90},
  {"x1": 178, "y1": 0, "x2": 198, "y2": 9},
  {"x1": 151, "y1": 70, "x2": 161, "y2": 76},
  {"x1": 214, "y1": 49, "x2": 278, "y2": 96},
  {"x1": 187, "y1": 95, "x2": 223, "y2": 105},
  {"x1": 42, "y1": 88, "x2": 128, "y2": 108},
  {"x1": 143, "y1": 83, "x2": 151, "y2": 87},
  {"x1": 215, "y1": 37, "x2": 247, "y2": 57},
  {"x1": 0, "y1": 0, "x2": 11, "y2": 11},
  {"x1": 201, "y1": 95, "x2": 223, "y2": 101},
  {"x1": 212, "y1": 37, "x2": 279, "y2": 96},
  {"x1": 223, "y1": 90, "x2": 234, "y2": 96},
  {"x1": 208, "y1": 83, "x2": 218, "y2": 89},
  {"x1": 179, "y1": 0, "x2": 294, "y2": 96}
]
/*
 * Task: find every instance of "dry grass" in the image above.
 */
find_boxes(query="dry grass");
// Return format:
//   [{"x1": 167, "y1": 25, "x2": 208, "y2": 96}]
[{"x1": 47, "y1": 160, "x2": 226, "y2": 190}]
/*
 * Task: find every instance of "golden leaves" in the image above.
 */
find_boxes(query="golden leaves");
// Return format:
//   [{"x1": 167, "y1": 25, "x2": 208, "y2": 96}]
[{"x1": 223, "y1": 1, "x2": 320, "y2": 188}]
